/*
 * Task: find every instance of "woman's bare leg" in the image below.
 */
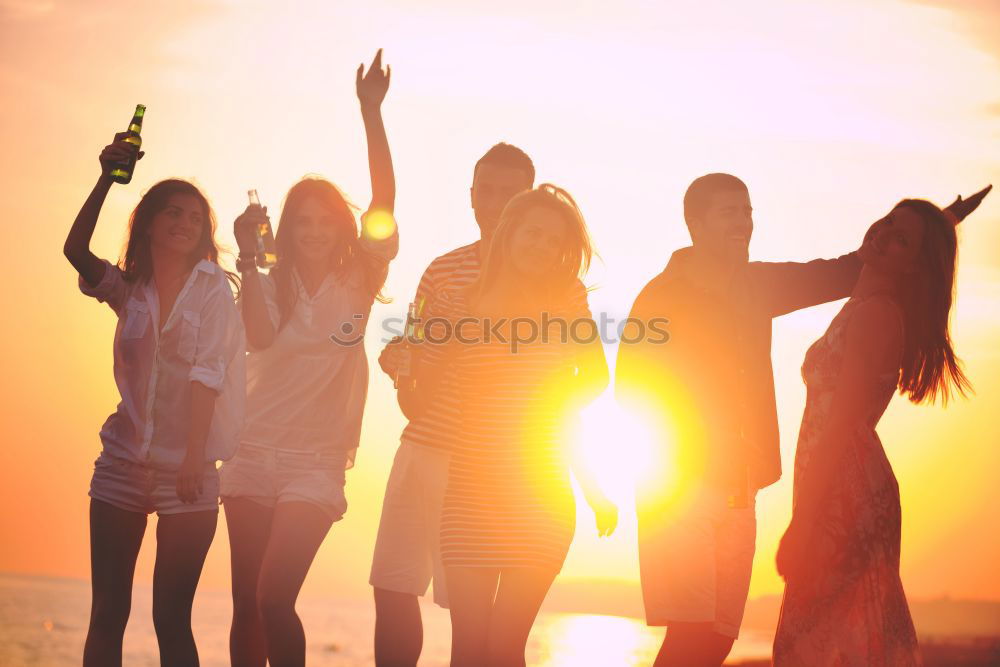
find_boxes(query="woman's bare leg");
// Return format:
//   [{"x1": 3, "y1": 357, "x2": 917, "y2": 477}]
[
  {"x1": 487, "y1": 567, "x2": 558, "y2": 667},
  {"x1": 83, "y1": 499, "x2": 147, "y2": 667},
  {"x1": 151, "y1": 509, "x2": 218, "y2": 667},
  {"x1": 255, "y1": 501, "x2": 332, "y2": 667},
  {"x1": 445, "y1": 566, "x2": 499, "y2": 667},
  {"x1": 223, "y1": 497, "x2": 275, "y2": 667}
]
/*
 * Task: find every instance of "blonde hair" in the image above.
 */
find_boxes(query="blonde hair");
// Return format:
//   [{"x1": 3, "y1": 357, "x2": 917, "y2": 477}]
[{"x1": 471, "y1": 183, "x2": 593, "y2": 305}]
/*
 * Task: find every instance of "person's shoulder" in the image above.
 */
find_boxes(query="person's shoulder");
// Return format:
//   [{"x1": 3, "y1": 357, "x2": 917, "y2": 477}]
[
  {"x1": 433, "y1": 285, "x2": 469, "y2": 312},
  {"x1": 426, "y1": 241, "x2": 479, "y2": 272},
  {"x1": 195, "y1": 260, "x2": 238, "y2": 297},
  {"x1": 194, "y1": 259, "x2": 225, "y2": 279},
  {"x1": 845, "y1": 296, "x2": 903, "y2": 349},
  {"x1": 636, "y1": 268, "x2": 678, "y2": 300}
]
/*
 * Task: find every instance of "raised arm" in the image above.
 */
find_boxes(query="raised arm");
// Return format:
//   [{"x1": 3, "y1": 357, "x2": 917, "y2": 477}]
[
  {"x1": 356, "y1": 48, "x2": 394, "y2": 215},
  {"x1": 776, "y1": 298, "x2": 902, "y2": 581},
  {"x1": 234, "y1": 206, "x2": 277, "y2": 350},
  {"x1": 756, "y1": 186, "x2": 992, "y2": 318},
  {"x1": 65, "y1": 133, "x2": 144, "y2": 287}
]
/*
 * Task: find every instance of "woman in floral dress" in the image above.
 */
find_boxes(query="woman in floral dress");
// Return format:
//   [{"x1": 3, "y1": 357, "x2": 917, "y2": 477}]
[{"x1": 773, "y1": 197, "x2": 976, "y2": 666}]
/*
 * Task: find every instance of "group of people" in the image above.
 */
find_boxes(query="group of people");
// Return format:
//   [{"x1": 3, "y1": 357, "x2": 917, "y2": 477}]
[{"x1": 63, "y1": 49, "x2": 990, "y2": 667}]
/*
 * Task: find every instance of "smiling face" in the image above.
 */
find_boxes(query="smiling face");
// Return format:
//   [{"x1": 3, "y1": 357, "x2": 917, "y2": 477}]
[
  {"x1": 506, "y1": 205, "x2": 569, "y2": 279},
  {"x1": 688, "y1": 188, "x2": 753, "y2": 264},
  {"x1": 859, "y1": 204, "x2": 925, "y2": 276},
  {"x1": 147, "y1": 193, "x2": 205, "y2": 258},
  {"x1": 471, "y1": 162, "x2": 534, "y2": 237},
  {"x1": 290, "y1": 196, "x2": 340, "y2": 264}
]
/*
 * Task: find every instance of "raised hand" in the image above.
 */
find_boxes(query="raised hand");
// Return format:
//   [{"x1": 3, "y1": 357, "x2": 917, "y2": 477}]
[
  {"x1": 233, "y1": 205, "x2": 268, "y2": 255},
  {"x1": 944, "y1": 184, "x2": 992, "y2": 224},
  {"x1": 356, "y1": 48, "x2": 391, "y2": 109},
  {"x1": 98, "y1": 132, "x2": 144, "y2": 179}
]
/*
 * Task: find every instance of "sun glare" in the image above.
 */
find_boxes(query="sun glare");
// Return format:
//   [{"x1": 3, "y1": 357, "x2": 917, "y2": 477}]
[{"x1": 573, "y1": 392, "x2": 658, "y2": 502}]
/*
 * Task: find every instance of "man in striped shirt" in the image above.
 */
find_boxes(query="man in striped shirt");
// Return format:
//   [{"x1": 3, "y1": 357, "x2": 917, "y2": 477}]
[{"x1": 370, "y1": 143, "x2": 535, "y2": 667}]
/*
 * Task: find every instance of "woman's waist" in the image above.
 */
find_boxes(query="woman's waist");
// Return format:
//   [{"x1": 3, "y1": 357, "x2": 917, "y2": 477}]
[{"x1": 230, "y1": 440, "x2": 352, "y2": 467}]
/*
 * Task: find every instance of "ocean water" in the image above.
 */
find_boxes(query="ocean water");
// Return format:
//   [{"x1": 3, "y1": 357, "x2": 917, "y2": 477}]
[{"x1": 0, "y1": 572, "x2": 773, "y2": 665}]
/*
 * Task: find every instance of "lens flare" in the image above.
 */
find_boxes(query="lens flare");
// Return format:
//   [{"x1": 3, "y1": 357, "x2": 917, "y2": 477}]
[
  {"x1": 362, "y1": 208, "x2": 397, "y2": 240},
  {"x1": 570, "y1": 391, "x2": 657, "y2": 502}
]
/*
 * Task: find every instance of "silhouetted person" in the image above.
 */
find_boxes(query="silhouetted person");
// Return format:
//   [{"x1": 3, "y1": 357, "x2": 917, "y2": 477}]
[
  {"x1": 65, "y1": 141, "x2": 245, "y2": 667},
  {"x1": 399, "y1": 185, "x2": 617, "y2": 667},
  {"x1": 616, "y1": 173, "x2": 987, "y2": 667},
  {"x1": 220, "y1": 50, "x2": 396, "y2": 667},
  {"x1": 773, "y1": 190, "x2": 989, "y2": 665},
  {"x1": 370, "y1": 142, "x2": 536, "y2": 666}
]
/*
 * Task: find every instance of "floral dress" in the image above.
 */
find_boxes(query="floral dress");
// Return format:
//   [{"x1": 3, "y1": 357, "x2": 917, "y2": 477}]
[{"x1": 773, "y1": 296, "x2": 922, "y2": 666}]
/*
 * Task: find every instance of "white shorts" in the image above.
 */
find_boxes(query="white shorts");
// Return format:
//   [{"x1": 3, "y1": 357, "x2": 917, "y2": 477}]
[
  {"x1": 219, "y1": 443, "x2": 349, "y2": 522},
  {"x1": 637, "y1": 485, "x2": 757, "y2": 639},
  {"x1": 90, "y1": 452, "x2": 220, "y2": 516},
  {"x1": 369, "y1": 442, "x2": 450, "y2": 608}
]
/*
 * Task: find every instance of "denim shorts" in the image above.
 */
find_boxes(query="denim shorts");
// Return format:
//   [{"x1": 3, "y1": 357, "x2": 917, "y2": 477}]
[
  {"x1": 89, "y1": 452, "x2": 220, "y2": 516},
  {"x1": 220, "y1": 443, "x2": 348, "y2": 521}
]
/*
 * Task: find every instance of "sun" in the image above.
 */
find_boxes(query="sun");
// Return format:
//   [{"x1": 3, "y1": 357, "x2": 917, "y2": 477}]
[{"x1": 570, "y1": 390, "x2": 659, "y2": 503}]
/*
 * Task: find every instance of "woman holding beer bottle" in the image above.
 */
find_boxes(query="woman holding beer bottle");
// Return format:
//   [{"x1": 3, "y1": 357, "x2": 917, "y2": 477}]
[
  {"x1": 65, "y1": 127, "x2": 246, "y2": 667},
  {"x1": 220, "y1": 49, "x2": 398, "y2": 666}
]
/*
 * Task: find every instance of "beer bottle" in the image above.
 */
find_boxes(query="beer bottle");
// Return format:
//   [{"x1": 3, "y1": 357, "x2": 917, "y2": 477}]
[
  {"x1": 109, "y1": 104, "x2": 146, "y2": 184},
  {"x1": 394, "y1": 298, "x2": 425, "y2": 390},
  {"x1": 248, "y1": 189, "x2": 277, "y2": 268}
]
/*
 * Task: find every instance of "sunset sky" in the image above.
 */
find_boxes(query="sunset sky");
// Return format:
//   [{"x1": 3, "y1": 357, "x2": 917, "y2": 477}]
[{"x1": 1, "y1": 0, "x2": 999, "y2": 614}]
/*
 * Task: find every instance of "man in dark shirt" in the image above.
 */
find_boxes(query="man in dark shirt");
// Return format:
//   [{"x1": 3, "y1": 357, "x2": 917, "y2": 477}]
[{"x1": 615, "y1": 173, "x2": 987, "y2": 666}]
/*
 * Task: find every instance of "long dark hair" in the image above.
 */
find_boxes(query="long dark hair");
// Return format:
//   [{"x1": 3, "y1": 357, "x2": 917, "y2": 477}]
[
  {"x1": 471, "y1": 183, "x2": 594, "y2": 307},
  {"x1": 119, "y1": 178, "x2": 239, "y2": 293},
  {"x1": 268, "y1": 177, "x2": 390, "y2": 330},
  {"x1": 895, "y1": 199, "x2": 971, "y2": 404}
]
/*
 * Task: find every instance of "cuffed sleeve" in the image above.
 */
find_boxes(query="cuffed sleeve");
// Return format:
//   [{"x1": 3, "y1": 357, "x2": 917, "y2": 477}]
[
  {"x1": 78, "y1": 259, "x2": 128, "y2": 314},
  {"x1": 189, "y1": 277, "x2": 245, "y2": 393},
  {"x1": 237, "y1": 271, "x2": 281, "y2": 337}
]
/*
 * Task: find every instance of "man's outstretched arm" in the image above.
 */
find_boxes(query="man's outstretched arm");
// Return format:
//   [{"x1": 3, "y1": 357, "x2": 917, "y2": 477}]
[{"x1": 755, "y1": 185, "x2": 991, "y2": 318}]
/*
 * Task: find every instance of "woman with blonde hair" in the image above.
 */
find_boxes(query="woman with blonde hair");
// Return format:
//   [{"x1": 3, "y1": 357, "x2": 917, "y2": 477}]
[{"x1": 400, "y1": 184, "x2": 617, "y2": 666}]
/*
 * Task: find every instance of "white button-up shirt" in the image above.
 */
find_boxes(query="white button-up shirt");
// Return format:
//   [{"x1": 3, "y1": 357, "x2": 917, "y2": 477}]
[
  {"x1": 79, "y1": 259, "x2": 246, "y2": 470},
  {"x1": 240, "y1": 228, "x2": 398, "y2": 467}
]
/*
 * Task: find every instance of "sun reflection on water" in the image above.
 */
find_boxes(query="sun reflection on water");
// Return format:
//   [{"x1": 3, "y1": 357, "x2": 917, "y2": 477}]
[{"x1": 531, "y1": 613, "x2": 662, "y2": 666}]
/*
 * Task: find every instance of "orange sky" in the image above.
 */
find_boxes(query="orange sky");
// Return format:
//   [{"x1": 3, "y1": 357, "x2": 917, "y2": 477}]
[{"x1": 1, "y1": 0, "x2": 999, "y2": 608}]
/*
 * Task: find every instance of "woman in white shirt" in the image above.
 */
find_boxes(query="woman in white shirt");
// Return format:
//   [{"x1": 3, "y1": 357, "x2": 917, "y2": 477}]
[
  {"x1": 64, "y1": 137, "x2": 246, "y2": 667},
  {"x1": 220, "y1": 50, "x2": 397, "y2": 666}
]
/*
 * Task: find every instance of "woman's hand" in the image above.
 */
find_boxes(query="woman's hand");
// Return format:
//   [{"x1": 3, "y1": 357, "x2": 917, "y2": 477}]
[
  {"x1": 944, "y1": 184, "x2": 992, "y2": 224},
  {"x1": 588, "y1": 493, "x2": 619, "y2": 537},
  {"x1": 233, "y1": 205, "x2": 268, "y2": 256},
  {"x1": 776, "y1": 519, "x2": 812, "y2": 582},
  {"x1": 356, "y1": 48, "x2": 391, "y2": 109},
  {"x1": 98, "y1": 132, "x2": 143, "y2": 179},
  {"x1": 176, "y1": 453, "x2": 205, "y2": 504}
]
